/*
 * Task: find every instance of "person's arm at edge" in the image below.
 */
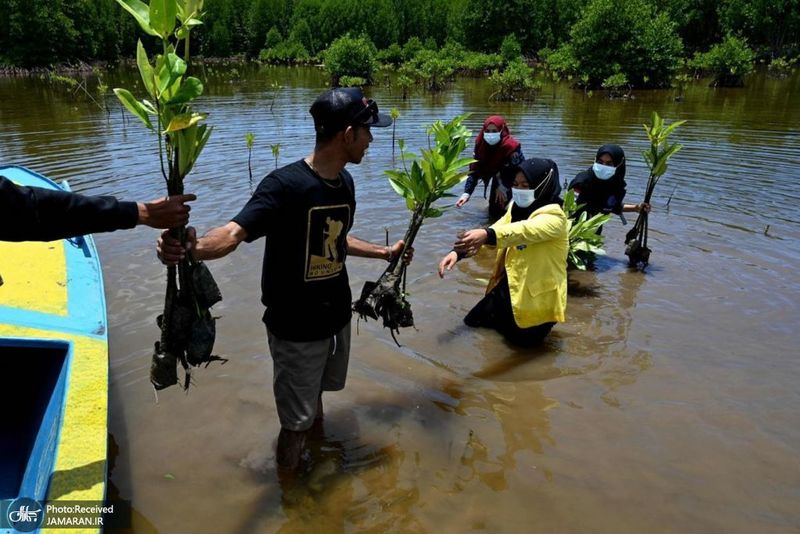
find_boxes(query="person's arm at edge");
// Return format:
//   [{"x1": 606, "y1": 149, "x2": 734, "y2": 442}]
[{"x1": 622, "y1": 202, "x2": 650, "y2": 213}]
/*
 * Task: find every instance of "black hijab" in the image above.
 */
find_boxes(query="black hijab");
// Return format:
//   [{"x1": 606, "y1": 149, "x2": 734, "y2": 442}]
[
  {"x1": 568, "y1": 144, "x2": 627, "y2": 216},
  {"x1": 510, "y1": 158, "x2": 561, "y2": 222},
  {"x1": 595, "y1": 144, "x2": 626, "y2": 179}
]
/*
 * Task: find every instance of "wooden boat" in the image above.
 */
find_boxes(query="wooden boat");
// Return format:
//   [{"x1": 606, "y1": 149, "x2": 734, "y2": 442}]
[{"x1": 0, "y1": 165, "x2": 107, "y2": 529}]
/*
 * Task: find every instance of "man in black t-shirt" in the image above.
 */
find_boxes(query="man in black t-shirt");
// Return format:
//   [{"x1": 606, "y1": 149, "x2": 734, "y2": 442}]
[{"x1": 158, "y1": 87, "x2": 411, "y2": 474}]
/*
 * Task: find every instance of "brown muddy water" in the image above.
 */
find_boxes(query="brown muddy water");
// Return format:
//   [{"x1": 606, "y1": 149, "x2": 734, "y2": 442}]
[{"x1": 2, "y1": 65, "x2": 799, "y2": 532}]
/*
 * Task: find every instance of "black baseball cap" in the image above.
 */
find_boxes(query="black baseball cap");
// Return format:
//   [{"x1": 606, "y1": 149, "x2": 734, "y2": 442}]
[{"x1": 310, "y1": 87, "x2": 392, "y2": 135}]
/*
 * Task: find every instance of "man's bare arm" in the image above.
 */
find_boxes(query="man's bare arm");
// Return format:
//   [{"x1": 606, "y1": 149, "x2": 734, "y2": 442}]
[
  {"x1": 193, "y1": 221, "x2": 248, "y2": 260},
  {"x1": 347, "y1": 235, "x2": 415, "y2": 265},
  {"x1": 347, "y1": 234, "x2": 393, "y2": 260},
  {"x1": 158, "y1": 221, "x2": 248, "y2": 265}
]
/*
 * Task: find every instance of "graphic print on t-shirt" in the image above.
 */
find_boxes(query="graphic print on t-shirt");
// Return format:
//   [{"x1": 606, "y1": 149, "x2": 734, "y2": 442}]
[{"x1": 305, "y1": 204, "x2": 351, "y2": 281}]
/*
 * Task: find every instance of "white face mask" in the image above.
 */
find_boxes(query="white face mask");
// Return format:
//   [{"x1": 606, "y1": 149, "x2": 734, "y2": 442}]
[
  {"x1": 512, "y1": 168, "x2": 554, "y2": 209},
  {"x1": 512, "y1": 188, "x2": 536, "y2": 208},
  {"x1": 592, "y1": 162, "x2": 616, "y2": 180},
  {"x1": 483, "y1": 132, "x2": 501, "y2": 145}
]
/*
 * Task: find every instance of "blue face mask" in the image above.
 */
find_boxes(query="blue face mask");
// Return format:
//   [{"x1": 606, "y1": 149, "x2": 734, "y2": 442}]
[
  {"x1": 512, "y1": 188, "x2": 536, "y2": 208},
  {"x1": 592, "y1": 162, "x2": 616, "y2": 180},
  {"x1": 483, "y1": 132, "x2": 501, "y2": 145}
]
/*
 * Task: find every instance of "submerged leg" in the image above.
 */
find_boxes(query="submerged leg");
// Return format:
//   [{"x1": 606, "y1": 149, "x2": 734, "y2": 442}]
[
  {"x1": 310, "y1": 394, "x2": 325, "y2": 440},
  {"x1": 276, "y1": 427, "x2": 307, "y2": 476}
]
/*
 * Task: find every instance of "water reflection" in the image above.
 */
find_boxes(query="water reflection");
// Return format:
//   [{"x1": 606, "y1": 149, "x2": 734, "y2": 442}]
[
  {"x1": 236, "y1": 405, "x2": 412, "y2": 532},
  {"x1": 436, "y1": 375, "x2": 556, "y2": 493},
  {"x1": 566, "y1": 267, "x2": 652, "y2": 406}
]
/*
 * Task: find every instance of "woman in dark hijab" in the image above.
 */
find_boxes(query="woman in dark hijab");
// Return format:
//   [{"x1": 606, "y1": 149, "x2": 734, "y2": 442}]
[
  {"x1": 455, "y1": 115, "x2": 525, "y2": 219},
  {"x1": 439, "y1": 158, "x2": 568, "y2": 346},
  {"x1": 568, "y1": 144, "x2": 649, "y2": 226}
]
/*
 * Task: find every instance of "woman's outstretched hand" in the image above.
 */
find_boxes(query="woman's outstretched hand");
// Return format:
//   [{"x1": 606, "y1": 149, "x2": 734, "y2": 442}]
[
  {"x1": 454, "y1": 228, "x2": 488, "y2": 257},
  {"x1": 438, "y1": 251, "x2": 458, "y2": 278}
]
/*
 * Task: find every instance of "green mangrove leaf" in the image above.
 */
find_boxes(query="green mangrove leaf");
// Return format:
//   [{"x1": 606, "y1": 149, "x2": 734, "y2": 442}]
[
  {"x1": 114, "y1": 88, "x2": 153, "y2": 129},
  {"x1": 164, "y1": 112, "x2": 206, "y2": 133},
  {"x1": 136, "y1": 40, "x2": 156, "y2": 98},
  {"x1": 193, "y1": 124, "x2": 212, "y2": 166},
  {"x1": 140, "y1": 99, "x2": 158, "y2": 115},
  {"x1": 149, "y1": 0, "x2": 177, "y2": 39},
  {"x1": 425, "y1": 207, "x2": 443, "y2": 218},
  {"x1": 166, "y1": 76, "x2": 203, "y2": 105},
  {"x1": 158, "y1": 53, "x2": 187, "y2": 96},
  {"x1": 176, "y1": 0, "x2": 203, "y2": 21},
  {"x1": 388, "y1": 176, "x2": 411, "y2": 199},
  {"x1": 177, "y1": 126, "x2": 196, "y2": 176},
  {"x1": 115, "y1": 0, "x2": 158, "y2": 36}
]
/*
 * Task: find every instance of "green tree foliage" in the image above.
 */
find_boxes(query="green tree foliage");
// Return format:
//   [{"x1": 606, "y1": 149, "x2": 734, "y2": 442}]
[
  {"x1": 322, "y1": 34, "x2": 378, "y2": 86},
  {"x1": 2, "y1": 0, "x2": 797, "y2": 70},
  {"x1": 500, "y1": 33, "x2": 522, "y2": 63},
  {"x1": 316, "y1": 0, "x2": 398, "y2": 50},
  {"x1": 718, "y1": 0, "x2": 800, "y2": 57},
  {"x1": 264, "y1": 26, "x2": 282, "y2": 49},
  {"x1": 245, "y1": 0, "x2": 289, "y2": 56},
  {"x1": 289, "y1": 18, "x2": 317, "y2": 55},
  {"x1": 689, "y1": 33, "x2": 755, "y2": 86},
  {"x1": 462, "y1": 0, "x2": 534, "y2": 52},
  {"x1": 569, "y1": 0, "x2": 684, "y2": 87},
  {"x1": 489, "y1": 59, "x2": 540, "y2": 100},
  {"x1": 662, "y1": 0, "x2": 721, "y2": 52},
  {"x1": 3, "y1": 0, "x2": 74, "y2": 66}
]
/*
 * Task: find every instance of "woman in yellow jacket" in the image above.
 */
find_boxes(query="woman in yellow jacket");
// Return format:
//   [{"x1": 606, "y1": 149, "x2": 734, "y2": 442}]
[{"x1": 439, "y1": 158, "x2": 568, "y2": 346}]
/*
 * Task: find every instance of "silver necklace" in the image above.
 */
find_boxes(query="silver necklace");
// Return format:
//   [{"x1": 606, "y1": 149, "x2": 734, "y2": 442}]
[{"x1": 306, "y1": 158, "x2": 342, "y2": 188}]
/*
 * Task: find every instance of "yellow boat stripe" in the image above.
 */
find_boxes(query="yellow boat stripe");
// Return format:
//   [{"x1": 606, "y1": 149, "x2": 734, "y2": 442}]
[
  {"x1": 0, "y1": 241, "x2": 68, "y2": 317},
  {"x1": 0, "y1": 324, "x2": 107, "y2": 529}
]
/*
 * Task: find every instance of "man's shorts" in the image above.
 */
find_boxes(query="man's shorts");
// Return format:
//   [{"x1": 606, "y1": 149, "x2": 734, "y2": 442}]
[{"x1": 266, "y1": 321, "x2": 351, "y2": 432}]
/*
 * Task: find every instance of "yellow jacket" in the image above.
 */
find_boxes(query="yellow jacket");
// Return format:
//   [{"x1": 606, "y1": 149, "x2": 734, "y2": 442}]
[{"x1": 486, "y1": 203, "x2": 568, "y2": 328}]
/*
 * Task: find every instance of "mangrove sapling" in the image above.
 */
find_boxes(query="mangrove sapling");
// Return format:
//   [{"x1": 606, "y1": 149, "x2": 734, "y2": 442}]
[
  {"x1": 270, "y1": 143, "x2": 281, "y2": 169},
  {"x1": 390, "y1": 107, "x2": 400, "y2": 159},
  {"x1": 49, "y1": 72, "x2": 107, "y2": 112},
  {"x1": 114, "y1": 0, "x2": 225, "y2": 391},
  {"x1": 625, "y1": 112, "x2": 686, "y2": 270},
  {"x1": 245, "y1": 132, "x2": 255, "y2": 193},
  {"x1": 563, "y1": 189, "x2": 612, "y2": 270},
  {"x1": 353, "y1": 115, "x2": 474, "y2": 343}
]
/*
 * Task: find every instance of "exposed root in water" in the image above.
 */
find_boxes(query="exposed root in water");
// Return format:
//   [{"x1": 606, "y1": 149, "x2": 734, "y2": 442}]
[
  {"x1": 353, "y1": 207, "x2": 423, "y2": 346},
  {"x1": 625, "y1": 211, "x2": 651, "y2": 271},
  {"x1": 151, "y1": 257, "x2": 225, "y2": 391}
]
